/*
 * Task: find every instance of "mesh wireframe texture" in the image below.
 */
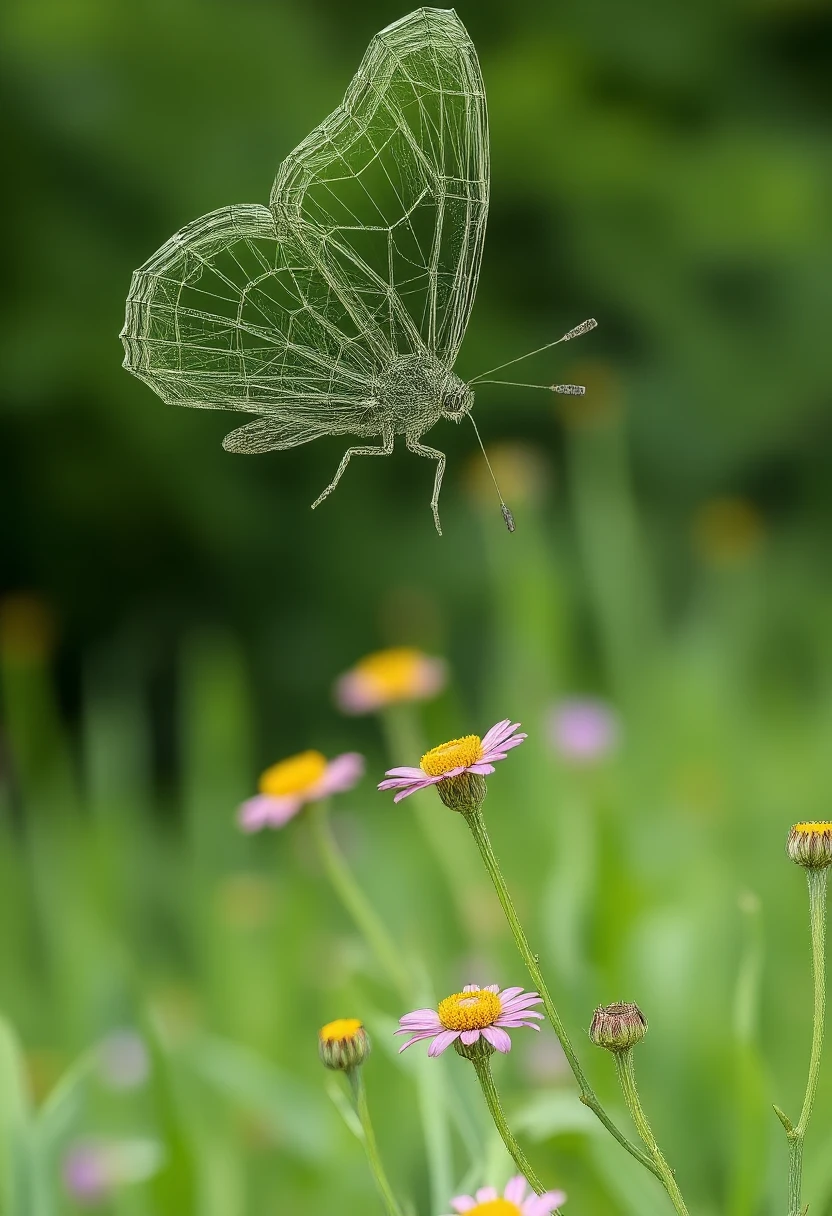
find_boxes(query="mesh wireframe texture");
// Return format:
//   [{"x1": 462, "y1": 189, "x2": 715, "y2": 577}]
[{"x1": 121, "y1": 7, "x2": 489, "y2": 501}]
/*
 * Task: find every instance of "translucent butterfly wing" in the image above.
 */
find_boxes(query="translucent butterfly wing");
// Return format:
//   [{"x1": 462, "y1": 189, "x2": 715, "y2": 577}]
[
  {"x1": 276, "y1": 7, "x2": 489, "y2": 364},
  {"x1": 120, "y1": 7, "x2": 487, "y2": 452},
  {"x1": 120, "y1": 204, "x2": 390, "y2": 448}
]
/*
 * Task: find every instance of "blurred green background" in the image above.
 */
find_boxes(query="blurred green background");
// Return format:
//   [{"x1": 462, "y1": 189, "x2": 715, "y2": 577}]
[{"x1": 2, "y1": 0, "x2": 832, "y2": 1212}]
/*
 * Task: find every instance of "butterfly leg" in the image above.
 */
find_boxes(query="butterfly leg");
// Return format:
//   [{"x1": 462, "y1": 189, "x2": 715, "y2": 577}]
[
  {"x1": 311, "y1": 429, "x2": 394, "y2": 511},
  {"x1": 405, "y1": 437, "x2": 446, "y2": 536}
]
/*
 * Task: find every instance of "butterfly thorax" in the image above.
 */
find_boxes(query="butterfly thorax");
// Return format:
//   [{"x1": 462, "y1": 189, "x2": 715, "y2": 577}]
[{"x1": 367, "y1": 352, "x2": 473, "y2": 437}]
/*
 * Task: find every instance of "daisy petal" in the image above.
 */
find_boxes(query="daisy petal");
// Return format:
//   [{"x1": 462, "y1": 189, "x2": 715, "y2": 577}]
[
  {"x1": 467, "y1": 763, "x2": 496, "y2": 775},
  {"x1": 504, "y1": 1176, "x2": 528, "y2": 1204},
  {"x1": 237, "y1": 794, "x2": 301, "y2": 832},
  {"x1": 460, "y1": 1029, "x2": 481, "y2": 1046},
  {"x1": 451, "y1": 1198, "x2": 477, "y2": 1213},
  {"x1": 383, "y1": 766, "x2": 427, "y2": 779},
  {"x1": 397, "y1": 1030, "x2": 439, "y2": 1053},
  {"x1": 315, "y1": 752, "x2": 364, "y2": 797},
  {"x1": 427, "y1": 1030, "x2": 460, "y2": 1057},
  {"x1": 482, "y1": 1025, "x2": 512, "y2": 1053},
  {"x1": 475, "y1": 1188, "x2": 498, "y2": 1203},
  {"x1": 525, "y1": 1190, "x2": 567, "y2": 1215},
  {"x1": 480, "y1": 719, "x2": 515, "y2": 751}
]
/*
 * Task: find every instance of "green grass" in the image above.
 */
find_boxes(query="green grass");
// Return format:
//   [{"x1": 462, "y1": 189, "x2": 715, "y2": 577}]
[{"x1": 2, "y1": 421, "x2": 831, "y2": 1215}]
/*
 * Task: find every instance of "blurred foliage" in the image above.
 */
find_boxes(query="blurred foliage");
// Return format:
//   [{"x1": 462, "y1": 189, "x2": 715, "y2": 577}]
[{"x1": 2, "y1": 0, "x2": 832, "y2": 1212}]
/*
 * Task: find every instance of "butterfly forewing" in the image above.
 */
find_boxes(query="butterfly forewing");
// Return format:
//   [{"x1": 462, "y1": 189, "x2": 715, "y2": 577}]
[{"x1": 274, "y1": 7, "x2": 488, "y2": 364}]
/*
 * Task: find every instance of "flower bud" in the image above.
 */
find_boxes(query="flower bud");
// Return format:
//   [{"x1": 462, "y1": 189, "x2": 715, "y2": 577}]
[
  {"x1": 436, "y1": 772, "x2": 488, "y2": 813},
  {"x1": 318, "y1": 1019, "x2": 370, "y2": 1072},
  {"x1": 589, "y1": 1002, "x2": 648, "y2": 1052},
  {"x1": 787, "y1": 822, "x2": 832, "y2": 870},
  {"x1": 453, "y1": 1034, "x2": 495, "y2": 1063}
]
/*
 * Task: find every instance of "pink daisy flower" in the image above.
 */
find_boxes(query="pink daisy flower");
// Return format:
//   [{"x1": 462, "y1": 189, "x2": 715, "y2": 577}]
[
  {"x1": 237, "y1": 750, "x2": 364, "y2": 832},
  {"x1": 395, "y1": 983, "x2": 543, "y2": 1057},
  {"x1": 379, "y1": 720, "x2": 526, "y2": 804},
  {"x1": 443, "y1": 1175, "x2": 566, "y2": 1215},
  {"x1": 335, "y1": 646, "x2": 446, "y2": 714}
]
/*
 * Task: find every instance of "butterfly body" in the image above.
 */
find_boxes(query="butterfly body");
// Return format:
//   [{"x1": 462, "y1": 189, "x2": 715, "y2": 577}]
[
  {"x1": 370, "y1": 353, "x2": 473, "y2": 436},
  {"x1": 121, "y1": 8, "x2": 489, "y2": 533}
]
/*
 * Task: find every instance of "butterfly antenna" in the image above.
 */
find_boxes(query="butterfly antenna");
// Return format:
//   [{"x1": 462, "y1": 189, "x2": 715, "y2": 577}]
[
  {"x1": 469, "y1": 318, "x2": 597, "y2": 384},
  {"x1": 469, "y1": 414, "x2": 516, "y2": 533}
]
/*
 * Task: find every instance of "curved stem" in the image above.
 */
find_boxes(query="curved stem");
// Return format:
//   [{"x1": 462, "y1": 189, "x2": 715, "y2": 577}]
[
  {"x1": 783, "y1": 869, "x2": 827, "y2": 1216},
  {"x1": 308, "y1": 799, "x2": 411, "y2": 1001},
  {"x1": 614, "y1": 1050, "x2": 689, "y2": 1216},
  {"x1": 465, "y1": 806, "x2": 662, "y2": 1181},
  {"x1": 471, "y1": 1054, "x2": 548, "y2": 1197},
  {"x1": 308, "y1": 799, "x2": 452, "y2": 1211},
  {"x1": 349, "y1": 1068, "x2": 405, "y2": 1216}
]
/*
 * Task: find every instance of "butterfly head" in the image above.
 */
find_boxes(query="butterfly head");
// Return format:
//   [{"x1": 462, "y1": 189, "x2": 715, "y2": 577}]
[{"x1": 441, "y1": 379, "x2": 474, "y2": 424}]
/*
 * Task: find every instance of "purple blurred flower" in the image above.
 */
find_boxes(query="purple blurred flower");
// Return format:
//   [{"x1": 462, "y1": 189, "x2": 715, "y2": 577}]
[
  {"x1": 548, "y1": 699, "x2": 619, "y2": 764},
  {"x1": 63, "y1": 1143, "x2": 111, "y2": 1204}
]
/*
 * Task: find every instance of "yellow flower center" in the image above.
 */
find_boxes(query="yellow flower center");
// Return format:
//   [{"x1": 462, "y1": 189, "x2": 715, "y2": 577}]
[
  {"x1": 794, "y1": 822, "x2": 832, "y2": 834},
  {"x1": 355, "y1": 647, "x2": 424, "y2": 699},
  {"x1": 467, "y1": 1200, "x2": 521, "y2": 1216},
  {"x1": 420, "y1": 735, "x2": 482, "y2": 777},
  {"x1": 437, "y1": 989, "x2": 501, "y2": 1031},
  {"x1": 319, "y1": 1018, "x2": 363, "y2": 1043},
  {"x1": 259, "y1": 750, "x2": 327, "y2": 797}
]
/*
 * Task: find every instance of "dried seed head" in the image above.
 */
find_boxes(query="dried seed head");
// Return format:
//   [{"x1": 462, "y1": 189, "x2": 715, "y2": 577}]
[{"x1": 589, "y1": 1002, "x2": 648, "y2": 1052}]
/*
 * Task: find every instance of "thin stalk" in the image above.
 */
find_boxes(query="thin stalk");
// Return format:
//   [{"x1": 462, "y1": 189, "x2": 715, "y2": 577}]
[
  {"x1": 614, "y1": 1050, "x2": 690, "y2": 1216},
  {"x1": 349, "y1": 1068, "x2": 405, "y2": 1216},
  {"x1": 782, "y1": 869, "x2": 827, "y2": 1216},
  {"x1": 308, "y1": 799, "x2": 411, "y2": 1000},
  {"x1": 471, "y1": 1054, "x2": 547, "y2": 1197},
  {"x1": 465, "y1": 806, "x2": 662, "y2": 1181},
  {"x1": 308, "y1": 799, "x2": 452, "y2": 1212}
]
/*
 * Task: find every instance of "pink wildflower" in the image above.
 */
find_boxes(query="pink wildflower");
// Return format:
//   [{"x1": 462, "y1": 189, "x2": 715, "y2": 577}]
[
  {"x1": 335, "y1": 646, "x2": 446, "y2": 714},
  {"x1": 444, "y1": 1175, "x2": 566, "y2": 1215},
  {"x1": 379, "y1": 720, "x2": 526, "y2": 804},
  {"x1": 237, "y1": 750, "x2": 363, "y2": 832},
  {"x1": 396, "y1": 983, "x2": 543, "y2": 1057}
]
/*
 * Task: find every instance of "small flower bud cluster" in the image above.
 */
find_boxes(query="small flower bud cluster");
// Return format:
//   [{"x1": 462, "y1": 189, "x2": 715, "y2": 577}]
[{"x1": 589, "y1": 1002, "x2": 648, "y2": 1053}]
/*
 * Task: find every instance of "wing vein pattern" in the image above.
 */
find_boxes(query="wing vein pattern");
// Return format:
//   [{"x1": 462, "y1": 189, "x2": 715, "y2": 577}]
[{"x1": 121, "y1": 7, "x2": 489, "y2": 455}]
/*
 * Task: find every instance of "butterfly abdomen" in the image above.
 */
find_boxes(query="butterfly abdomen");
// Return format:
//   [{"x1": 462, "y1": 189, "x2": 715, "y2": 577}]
[{"x1": 373, "y1": 352, "x2": 472, "y2": 436}]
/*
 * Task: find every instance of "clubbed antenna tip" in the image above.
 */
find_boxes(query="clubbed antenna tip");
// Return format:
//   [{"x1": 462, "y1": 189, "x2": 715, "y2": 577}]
[
  {"x1": 501, "y1": 504, "x2": 516, "y2": 533},
  {"x1": 561, "y1": 318, "x2": 598, "y2": 342},
  {"x1": 551, "y1": 384, "x2": 586, "y2": 396}
]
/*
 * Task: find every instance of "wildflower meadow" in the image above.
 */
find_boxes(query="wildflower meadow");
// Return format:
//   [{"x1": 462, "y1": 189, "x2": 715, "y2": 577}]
[{"x1": 3, "y1": 2, "x2": 832, "y2": 1215}]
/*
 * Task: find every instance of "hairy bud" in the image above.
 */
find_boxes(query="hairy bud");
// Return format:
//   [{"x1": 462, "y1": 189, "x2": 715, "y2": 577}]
[
  {"x1": 787, "y1": 822, "x2": 832, "y2": 870},
  {"x1": 590, "y1": 1002, "x2": 648, "y2": 1052},
  {"x1": 318, "y1": 1019, "x2": 370, "y2": 1071}
]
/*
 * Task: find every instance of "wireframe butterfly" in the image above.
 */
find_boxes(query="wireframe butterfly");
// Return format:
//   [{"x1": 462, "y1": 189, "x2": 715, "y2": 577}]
[{"x1": 121, "y1": 7, "x2": 594, "y2": 534}]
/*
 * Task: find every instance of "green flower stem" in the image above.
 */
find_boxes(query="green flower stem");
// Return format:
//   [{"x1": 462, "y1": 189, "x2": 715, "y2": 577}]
[
  {"x1": 465, "y1": 806, "x2": 662, "y2": 1182},
  {"x1": 614, "y1": 1049, "x2": 690, "y2": 1216},
  {"x1": 309, "y1": 799, "x2": 411, "y2": 1001},
  {"x1": 349, "y1": 1067, "x2": 406, "y2": 1216},
  {"x1": 778, "y1": 868, "x2": 828, "y2": 1216},
  {"x1": 308, "y1": 799, "x2": 452, "y2": 1213},
  {"x1": 471, "y1": 1053, "x2": 547, "y2": 1196}
]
